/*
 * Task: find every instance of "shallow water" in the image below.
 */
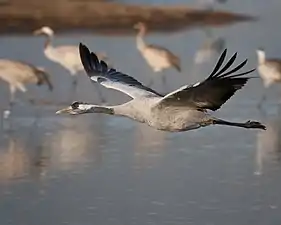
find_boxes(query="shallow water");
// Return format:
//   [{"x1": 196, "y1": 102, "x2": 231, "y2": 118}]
[{"x1": 1, "y1": 0, "x2": 281, "y2": 224}]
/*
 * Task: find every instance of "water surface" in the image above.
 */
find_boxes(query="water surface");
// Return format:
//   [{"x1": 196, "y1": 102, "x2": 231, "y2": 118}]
[{"x1": 1, "y1": 0, "x2": 281, "y2": 224}]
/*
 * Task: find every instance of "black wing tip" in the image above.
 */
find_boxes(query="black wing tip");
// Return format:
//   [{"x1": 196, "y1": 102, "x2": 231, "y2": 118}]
[
  {"x1": 79, "y1": 42, "x2": 99, "y2": 63},
  {"x1": 79, "y1": 43, "x2": 109, "y2": 75},
  {"x1": 210, "y1": 48, "x2": 256, "y2": 79},
  {"x1": 79, "y1": 42, "x2": 92, "y2": 74},
  {"x1": 79, "y1": 42, "x2": 89, "y2": 57},
  {"x1": 174, "y1": 64, "x2": 181, "y2": 72}
]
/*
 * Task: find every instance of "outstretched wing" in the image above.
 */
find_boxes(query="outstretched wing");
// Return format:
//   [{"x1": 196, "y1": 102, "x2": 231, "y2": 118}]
[
  {"x1": 155, "y1": 49, "x2": 255, "y2": 111},
  {"x1": 79, "y1": 43, "x2": 162, "y2": 99}
]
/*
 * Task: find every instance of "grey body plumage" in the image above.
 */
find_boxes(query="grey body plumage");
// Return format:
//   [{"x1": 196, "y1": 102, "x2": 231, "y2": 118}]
[{"x1": 56, "y1": 43, "x2": 266, "y2": 132}]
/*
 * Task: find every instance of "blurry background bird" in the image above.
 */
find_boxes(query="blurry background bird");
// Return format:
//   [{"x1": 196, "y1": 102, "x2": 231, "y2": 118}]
[
  {"x1": 194, "y1": 28, "x2": 225, "y2": 65},
  {"x1": 0, "y1": 59, "x2": 53, "y2": 118},
  {"x1": 134, "y1": 22, "x2": 181, "y2": 90},
  {"x1": 256, "y1": 48, "x2": 281, "y2": 108},
  {"x1": 33, "y1": 26, "x2": 108, "y2": 102}
]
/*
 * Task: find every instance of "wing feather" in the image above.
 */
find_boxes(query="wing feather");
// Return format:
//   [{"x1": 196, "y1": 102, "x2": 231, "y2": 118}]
[
  {"x1": 155, "y1": 49, "x2": 255, "y2": 111},
  {"x1": 79, "y1": 43, "x2": 163, "y2": 98},
  {"x1": 209, "y1": 49, "x2": 227, "y2": 77},
  {"x1": 213, "y1": 52, "x2": 237, "y2": 77}
]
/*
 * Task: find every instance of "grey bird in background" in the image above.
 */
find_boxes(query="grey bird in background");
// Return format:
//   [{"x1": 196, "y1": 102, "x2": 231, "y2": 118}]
[
  {"x1": 33, "y1": 26, "x2": 107, "y2": 102},
  {"x1": 194, "y1": 27, "x2": 225, "y2": 65},
  {"x1": 134, "y1": 22, "x2": 181, "y2": 90},
  {"x1": 256, "y1": 48, "x2": 281, "y2": 107},
  {"x1": 57, "y1": 43, "x2": 265, "y2": 132},
  {"x1": 0, "y1": 59, "x2": 53, "y2": 118}
]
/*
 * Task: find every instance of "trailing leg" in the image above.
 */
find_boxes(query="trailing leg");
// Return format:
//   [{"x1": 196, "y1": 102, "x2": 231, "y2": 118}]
[{"x1": 213, "y1": 118, "x2": 266, "y2": 130}]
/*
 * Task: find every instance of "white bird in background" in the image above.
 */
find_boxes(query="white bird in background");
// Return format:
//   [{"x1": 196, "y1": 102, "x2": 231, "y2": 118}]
[
  {"x1": 133, "y1": 22, "x2": 181, "y2": 89},
  {"x1": 0, "y1": 59, "x2": 53, "y2": 117},
  {"x1": 256, "y1": 48, "x2": 281, "y2": 107},
  {"x1": 33, "y1": 26, "x2": 107, "y2": 102},
  {"x1": 56, "y1": 43, "x2": 265, "y2": 132}
]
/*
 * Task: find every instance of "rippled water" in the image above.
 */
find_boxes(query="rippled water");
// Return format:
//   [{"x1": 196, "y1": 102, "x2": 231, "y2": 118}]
[{"x1": 1, "y1": 0, "x2": 281, "y2": 224}]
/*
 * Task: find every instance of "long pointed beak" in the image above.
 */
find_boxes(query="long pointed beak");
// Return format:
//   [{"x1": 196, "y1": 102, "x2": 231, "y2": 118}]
[{"x1": 56, "y1": 106, "x2": 73, "y2": 114}]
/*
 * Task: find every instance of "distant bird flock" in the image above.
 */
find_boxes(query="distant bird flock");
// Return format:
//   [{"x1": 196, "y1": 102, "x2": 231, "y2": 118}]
[{"x1": 4, "y1": 20, "x2": 281, "y2": 133}]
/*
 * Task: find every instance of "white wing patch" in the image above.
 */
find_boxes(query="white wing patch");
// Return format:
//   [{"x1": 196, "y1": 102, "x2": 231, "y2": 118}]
[
  {"x1": 192, "y1": 82, "x2": 201, "y2": 87},
  {"x1": 96, "y1": 77, "x2": 154, "y2": 98},
  {"x1": 160, "y1": 84, "x2": 188, "y2": 100},
  {"x1": 90, "y1": 76, "x2": 99, "y2": 82}
]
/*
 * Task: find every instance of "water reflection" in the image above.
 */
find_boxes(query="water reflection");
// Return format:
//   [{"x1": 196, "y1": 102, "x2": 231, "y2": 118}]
[
  {"x1": 1, "y1": 0, "x2": 281, "y2": 223},
  {"x1": 0, "y1": 131, "x2": 49, "y2": 182},
  {"x1": 46, "y1": 116, "x2": 104, "y2": 172},
  {"x1": 0, "y1": 114, "x2": 106, "y2": 183},
  {"x1": 0, "y1": 136, "x2": 29, "y2": 182},
  {"x1": 133, "y1": 123, "x2": 167, "y2": 169},
  {"x1": 255, "y1": 106, "x2": 281, "y2": 175}
]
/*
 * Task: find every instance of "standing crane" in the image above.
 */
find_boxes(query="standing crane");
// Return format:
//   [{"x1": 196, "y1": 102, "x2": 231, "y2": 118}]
[
  {"x1": 0, "y1": 59, "x2": 53, "y2": 117},
  {"x1": 256, "y1": 48, "x2": 281, "y2": 107},
  {"x1": 133, "y1": 22, "x2": 181, "y2": 89},
  {"x1": 33, "y1": 26, "x2": 107, "y2": 102}
]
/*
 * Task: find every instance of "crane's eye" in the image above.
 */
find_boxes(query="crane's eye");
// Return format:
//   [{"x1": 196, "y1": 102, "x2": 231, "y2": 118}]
[{"x1": 71, "y1": 101, "x2": 80, "y2": 109}]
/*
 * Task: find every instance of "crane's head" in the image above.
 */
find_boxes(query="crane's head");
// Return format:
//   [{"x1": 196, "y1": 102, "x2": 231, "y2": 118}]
[
  {"x1": 35, "y1": 67, "x2": 53, "y2": 91},
  {"x1": 133, "y1": 22, "x2": 147, "y2": 33},
  {"x1": 33, "y1": 26, "x2": 54, "y2": 37},
  {"x1": 56, "y1": 102, "x2": 113, "y2": 115},
  {"x1": 56, "y1": 101, "x2": 92, "y2": 115}
]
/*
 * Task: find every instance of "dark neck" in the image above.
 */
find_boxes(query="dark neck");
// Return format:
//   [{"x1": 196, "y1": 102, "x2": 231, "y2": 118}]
[{"x1": 88, "y1": 105, "x2": 114, "y2": 115}]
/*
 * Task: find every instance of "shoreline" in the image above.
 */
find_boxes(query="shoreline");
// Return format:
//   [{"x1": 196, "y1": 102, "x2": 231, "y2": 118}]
[{"x1": 0, "y1": 2, "x2": 256, "y2": 34}]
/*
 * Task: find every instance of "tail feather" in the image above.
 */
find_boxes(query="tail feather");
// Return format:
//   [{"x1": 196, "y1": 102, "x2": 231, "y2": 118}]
[
  {"x1": 35, "y1": 68, "x2": 53, "y2": 91},
  {"x1": 173, "y1": 62, "x2": 181, "y2": 72},
  {"x1": 169, "y1": 54, "x2": 181, "y2": 72}
]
